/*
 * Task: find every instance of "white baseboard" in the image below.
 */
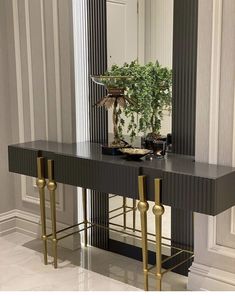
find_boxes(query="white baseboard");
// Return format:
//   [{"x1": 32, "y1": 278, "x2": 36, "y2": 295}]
[
  {"x1": 0, "y1": 209, "x2": 81, "y2": 250},
  {"x1": 188, "y1": 262, "x2": 235, "y2": 291}
]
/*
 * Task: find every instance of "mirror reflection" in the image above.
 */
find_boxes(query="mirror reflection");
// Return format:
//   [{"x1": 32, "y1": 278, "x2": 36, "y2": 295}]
[
  {"x1": 107, "y1": 0, "x2": 173, "y2": 253},
  {"x1": 107, "y1": 0, "x2": 173, "y2": 141}
]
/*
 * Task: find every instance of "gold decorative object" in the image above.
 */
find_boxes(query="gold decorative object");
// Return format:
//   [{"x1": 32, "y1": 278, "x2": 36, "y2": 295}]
[{"x1": 91, "y1": 75, "x2": 133, "y2": 146}]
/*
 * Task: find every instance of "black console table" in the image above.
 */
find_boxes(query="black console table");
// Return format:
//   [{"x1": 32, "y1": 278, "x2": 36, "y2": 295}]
[{"x1": 8, "y1": 140, "x2": 235, "y2": 291}]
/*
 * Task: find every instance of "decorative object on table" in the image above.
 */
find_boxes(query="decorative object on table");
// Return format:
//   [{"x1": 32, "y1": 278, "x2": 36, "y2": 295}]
[
  {"x1": 119, "y1": 148, "x2": 151, "y2": 161},
  {"x1": 166, "y1": 133, "x2": 172, "y2": 153},
  {"x1": 91, "y1": 75, "x2": 134, "y2": 155},
  {"x1": 105, "y1": 61, "x2": 172, "y2": 156}
]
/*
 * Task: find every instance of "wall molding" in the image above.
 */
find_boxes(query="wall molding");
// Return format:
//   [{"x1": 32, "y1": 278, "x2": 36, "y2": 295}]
[
  {"x1": 12, "y1": 0, "x2": 65, "y2": 210},
  {"x1": 72, "y1": 0, "x2": 90, "y2": 240},
  {"x1": 208, "y1": 215, "x2": 235, "y2": 258},
  {"x1": 232, "y1": 76, "x2": 235, "y2": 166},
  {"x1": 208, "y1": 0, "x2": 223, "y2": 164},
  {"x1": 52, "y1": 0, "x2": 62, "y2": 143},
  {"x1": 188, "y1": 262, "x2": 235, "y2": 291},
  {"x1": 0, "y1": 209, "x2": 81, "y2": 250}
]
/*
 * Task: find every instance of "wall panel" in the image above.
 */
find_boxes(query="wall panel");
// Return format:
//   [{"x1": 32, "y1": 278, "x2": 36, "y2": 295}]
[
  {"x1": 189, "y1": 0, "x2": 235, "y2": 290},
  {"x1": 10, "y1": 0, "x2": 77, "y2": 225},
  {"x1": 87, "y1": 0, "x2": 109, "y2": 250}
]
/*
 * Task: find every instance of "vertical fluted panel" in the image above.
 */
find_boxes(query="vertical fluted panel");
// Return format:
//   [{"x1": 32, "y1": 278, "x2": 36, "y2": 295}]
[
  {"x1": 171, "y1": 0, "x2": 198, "y2": 267},
  {"x1": 87, "y1": 0, "x2": 109, "y2": 249},
  {"x1": 73, "y1": 0, "x2": 90, "y2": 143},
  {"x1": 172, "y1": 0, "x2": 198, "y2": 156},
  {"x1": 87, "y1": 0, "x2": 108, "y2": 144}
]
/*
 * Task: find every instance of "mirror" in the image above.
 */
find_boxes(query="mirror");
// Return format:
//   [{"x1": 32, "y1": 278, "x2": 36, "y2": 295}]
[
  {"x1": 107, "y1": 0, "x2": 173, "y2": 140},
  {"x1": 107, "y1": 0, "x2": 173, "y2": 254}
]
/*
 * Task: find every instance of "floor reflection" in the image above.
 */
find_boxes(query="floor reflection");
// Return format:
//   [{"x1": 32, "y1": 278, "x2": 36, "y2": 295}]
[{"x1": 24, "y1": 233, "x2": 187, "y2": 291}]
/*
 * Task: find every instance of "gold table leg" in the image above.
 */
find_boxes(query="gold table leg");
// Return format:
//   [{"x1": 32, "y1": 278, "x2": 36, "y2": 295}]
[
  {"x1": 47, "y1": 159, "x2": 58, "y2": 269},
  {"x1": 36, "y1": 157, "x2": 48, "y2": 265},
  {"x1": 82, "y1": 188, "x2": 88, "y2": 247},
  {"x1": 138, "y1": 176, "x2": 149, "y2": 291},
  {"x1": 153, "y1": 178, "x2": 165, "y2": 291},
  {"x1": 123, "y1": 197, "x2": 127, "y2": 230},
  {"x1": 133, "y1": 199, "x2": 136, "y2": 232}
]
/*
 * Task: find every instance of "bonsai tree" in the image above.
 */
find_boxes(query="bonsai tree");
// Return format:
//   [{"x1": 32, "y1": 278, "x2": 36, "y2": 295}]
[{"x1": 103, "y1": 61, "x2": 172, "y2": 142}]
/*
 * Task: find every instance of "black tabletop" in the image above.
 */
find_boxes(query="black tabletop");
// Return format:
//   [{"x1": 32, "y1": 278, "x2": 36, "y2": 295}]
[
  {"x1": 11, "y1": 140, "x2": 235, "y2": 179},
  {"x1": 8, "y1": 140, "x2": 235, "y2": 216}
]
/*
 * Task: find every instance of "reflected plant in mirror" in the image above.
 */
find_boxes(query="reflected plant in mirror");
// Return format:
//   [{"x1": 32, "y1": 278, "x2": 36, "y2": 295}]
[{"x1": 104, "y1": 61, "x2": 172, "y2": 145}]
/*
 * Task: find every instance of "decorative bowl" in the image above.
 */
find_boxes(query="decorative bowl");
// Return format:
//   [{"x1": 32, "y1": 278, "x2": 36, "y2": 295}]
[{"x1": 119, "y1": 148, "x2": 151, "y2": 160}]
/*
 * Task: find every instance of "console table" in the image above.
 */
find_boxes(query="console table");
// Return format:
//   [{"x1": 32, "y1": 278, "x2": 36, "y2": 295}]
[{"x1": 8, "y1": 140, "x2": 235, "y2": 291}]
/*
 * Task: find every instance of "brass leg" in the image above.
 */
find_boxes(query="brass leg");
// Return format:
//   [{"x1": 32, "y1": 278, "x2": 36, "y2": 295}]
[
  {"x1": 137, "y1": 176, "x2": 149, "y2": 291},
  {"x1": 153, "y1": 178, "x2": 165, "y2": 291},
  {"x1": 47, "y1": 159, "x2": 58, "y2": 269},
  {"x1": 123, "y1": 197, "x2": 127, "y2": 230},
  {"x1": 36, "y1": 157, "x2": 48, "y2": 265},
  {"x1": 82, "y1": 188, "x2": 88, "y2": 247},
  {"x1": 133, "y1": 199, "x2": 136, "y2": 232}
]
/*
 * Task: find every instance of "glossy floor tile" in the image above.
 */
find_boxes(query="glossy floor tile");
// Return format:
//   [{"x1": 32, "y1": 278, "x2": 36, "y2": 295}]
[{"x1": 0, "y1": 232, "x2": 187, "y2": 291}]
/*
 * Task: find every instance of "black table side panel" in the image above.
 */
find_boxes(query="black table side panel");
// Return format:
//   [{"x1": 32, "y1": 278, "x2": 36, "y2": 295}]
[{"x1": 8, "y1": 146, "x2": 39, "y2": 178}]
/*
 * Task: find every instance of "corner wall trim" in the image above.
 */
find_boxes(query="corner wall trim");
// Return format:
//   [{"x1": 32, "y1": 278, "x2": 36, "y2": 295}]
[
  {"x1": 188, "y1": 262, "x2": 235, "y2": 291},
  {"x1": 0, "y1": 210, "x2": 81, "y2": 250}
]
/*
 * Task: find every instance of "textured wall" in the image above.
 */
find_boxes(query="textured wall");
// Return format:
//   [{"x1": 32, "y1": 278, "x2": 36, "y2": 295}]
[
  {"x1": 172, "y1": 0, "x2": 198, "y2": 156},
  {"x1": 5, "y1": 0, "x2": 77, "y2": 225},
  {"x1": 0, "y1": 0, "x2": 15, "y2": 214},
  {"x1": 87, "y1": 0, "x2": 109, "y2": 249},
  {"x1": 169, "y1": 0, "x2": 199, "y2": 271}
]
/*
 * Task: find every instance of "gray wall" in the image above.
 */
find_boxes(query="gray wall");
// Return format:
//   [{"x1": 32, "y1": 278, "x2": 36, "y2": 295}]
[
  {"x1": 0, "y1": 0, "x2": 77, "y2": 226},
  {"x1": 0, "y1": 0, "x2": 15, "y2": 214}
]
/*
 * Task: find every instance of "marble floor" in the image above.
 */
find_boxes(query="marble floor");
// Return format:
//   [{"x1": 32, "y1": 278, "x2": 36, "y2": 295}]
[{"x1": 0, "y1": 232, "x2": 188, "y2": 291}]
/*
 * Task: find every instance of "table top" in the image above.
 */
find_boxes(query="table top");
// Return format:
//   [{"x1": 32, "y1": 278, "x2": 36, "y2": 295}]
[
  {"x1": 8, "y1": 140, "x2": 235, "y2": 216},
  {"x1": 12, "y1": 140, "x2": 235, "y2": 179}
]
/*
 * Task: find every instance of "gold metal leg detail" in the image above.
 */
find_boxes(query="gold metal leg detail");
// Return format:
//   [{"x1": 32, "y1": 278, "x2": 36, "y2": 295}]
[
  {"x1": 123, "y1": 197, "x2": 127, "y2": 230},
  {"x1": 133, "y1": 199, "x2": 136, "y2": 231},
  {"x1": 153, "y1": 178, "x2": 165, "y2": 291},
  {"x1": 82, "y1": 188, "x2": 88, "y2": 247},
  {"x1": 138, "y1": 176, "x2": 149, "y2": 291},
  {"x1": 36, "y1": 157, "x2": 48, "y2": 265},
  {"x1": 47, "y1": 159, "x2": 58, "y2": 269}
]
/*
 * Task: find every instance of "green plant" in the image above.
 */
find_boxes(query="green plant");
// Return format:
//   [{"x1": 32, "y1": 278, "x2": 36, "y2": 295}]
[{"x1": 104, "y1": 61, "x2": 172, "y2": 142}]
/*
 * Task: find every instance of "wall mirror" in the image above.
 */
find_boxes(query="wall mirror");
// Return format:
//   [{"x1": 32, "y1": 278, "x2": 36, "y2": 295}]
[{"x1": 107, "y1": 0, "x2": 173, "y2": 255}]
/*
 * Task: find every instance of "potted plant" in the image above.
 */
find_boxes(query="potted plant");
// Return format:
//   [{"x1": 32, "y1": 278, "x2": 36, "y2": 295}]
[{"x1": 102, "y1": 61, "x2": 172, "y2": 154}]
